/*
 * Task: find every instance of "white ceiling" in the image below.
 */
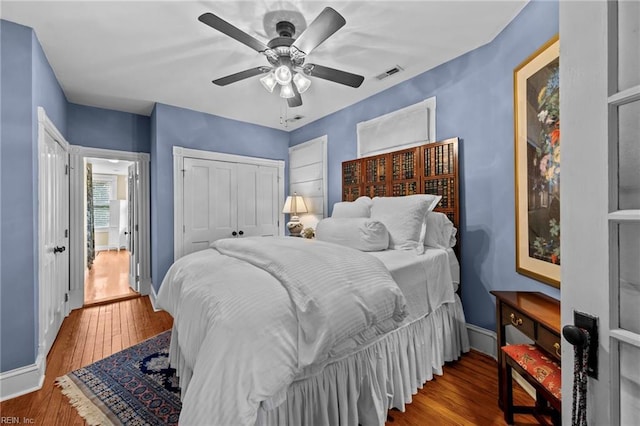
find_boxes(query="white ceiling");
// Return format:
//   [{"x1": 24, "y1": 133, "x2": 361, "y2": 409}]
[
  {"x1": 2, "y1": 1, "x2": 527, "y2": 131},
  {"x1": 88, "y1": 157, "x2": 133, "y2": 175}
]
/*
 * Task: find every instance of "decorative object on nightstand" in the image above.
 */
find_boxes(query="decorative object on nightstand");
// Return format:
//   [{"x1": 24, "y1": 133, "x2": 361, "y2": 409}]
[
  {"x1": 282, "y1": 192, "x2": 308, "y2": 237},
  {"x1": 302, "y1": 227, "x2": 315, "y2": 239}
]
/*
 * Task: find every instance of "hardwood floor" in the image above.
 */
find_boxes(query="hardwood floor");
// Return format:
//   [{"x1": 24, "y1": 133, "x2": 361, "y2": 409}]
[
  {"x1": 386, "y1": 351, "x2": 539, "y2": 426},
  {"x1": 0, "y1": 297, "x2": 173, "y2": 425},
  {"x1": 1, "y1": 297, "x2": 538, "y2": 425},
  {"x1": 85, "y1": 249, "x2": 138, "y2": 305}
]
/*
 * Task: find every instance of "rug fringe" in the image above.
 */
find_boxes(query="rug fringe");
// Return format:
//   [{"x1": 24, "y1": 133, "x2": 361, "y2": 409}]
[{"x1": 55, "y1": 375, "x2": 114, "y2": 426}]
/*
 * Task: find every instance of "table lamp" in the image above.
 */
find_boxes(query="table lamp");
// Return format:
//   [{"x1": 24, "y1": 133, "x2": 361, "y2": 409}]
[{"x1": 282, "y1": 192, "x2": 308, "y2": 237}]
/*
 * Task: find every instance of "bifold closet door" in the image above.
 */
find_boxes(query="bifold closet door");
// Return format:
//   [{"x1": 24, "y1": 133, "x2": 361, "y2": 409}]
[
  {"x1": 183, "y1": 158, "x2": 238, "y2": 255},
  {"x1": 237, "y1": 163, "x2": 279, "y2": 238}
]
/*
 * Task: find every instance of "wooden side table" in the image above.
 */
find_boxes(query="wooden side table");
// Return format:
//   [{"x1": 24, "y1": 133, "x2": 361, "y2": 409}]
[{"x1": 490, "y1": 291, "x2": 561, "y2": 412}]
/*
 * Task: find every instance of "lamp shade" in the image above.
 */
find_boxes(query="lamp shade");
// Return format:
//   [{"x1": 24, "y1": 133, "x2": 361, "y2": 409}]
[
  {"x1": 293, "y1": 72, "x2": 311, "y2": 94},
  {"x1": 279, "y1": 83, "x2": 295, "y2": 99},
  {"x1": 274, "y1": 65, "x2": 292, "y2": 85},
  {"x1": 282, "y1": 193, "x2": 308, "y2": 216},
  {"x1": 260, "y1": 73, "x2": 277, "y2": 93}
]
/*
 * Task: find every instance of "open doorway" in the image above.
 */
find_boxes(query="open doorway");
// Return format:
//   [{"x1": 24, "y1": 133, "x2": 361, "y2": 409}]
[
  {"x1": 68, "y1": 147, "x2": 151, "y2": 311},
  {"x1": 85, "y1": 157, "x2": 138, "y2": 305}
]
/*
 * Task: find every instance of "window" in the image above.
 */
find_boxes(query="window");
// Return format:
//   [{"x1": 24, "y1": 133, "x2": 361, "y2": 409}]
[
  {"x1": 92, "y1": 174, "x2": 116, "y2": 229},
  {"x1": 288, "y1": 136, "x2": 328, "y2": 229},
  {"x1": 357, "y1": 97, "x2": 436, "y2": 158}
]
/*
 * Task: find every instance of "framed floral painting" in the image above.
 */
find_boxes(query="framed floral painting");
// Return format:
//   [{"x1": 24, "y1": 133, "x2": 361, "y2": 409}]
[{"x1": 514, "y1": 35, "x2": 560, "y2": 288}]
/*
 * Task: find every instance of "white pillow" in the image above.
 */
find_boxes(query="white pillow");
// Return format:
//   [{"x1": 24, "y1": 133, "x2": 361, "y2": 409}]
[
  {"x1": 331, "y1": 197, "x2": 372, "y2": 218},
  {"x1": 371, "y1": 194, "x2": 442, "y2": 254},
  {"x1": 315, "y1": 218, "x2": 389, "y2": 251},
  {"x1": 354, "y1": 196, "x2": 373, "y2": 208},
  {"x1": 424, "y1": 212, "x2": 458, "y2": 249}
]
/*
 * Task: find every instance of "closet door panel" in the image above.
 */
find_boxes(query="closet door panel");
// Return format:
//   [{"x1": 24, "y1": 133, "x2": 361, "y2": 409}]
[
  {"x1": 256, "y1": 166, "x2": 279, "y2": 237},
  {"x1": 183, "y1": 158, "x2": 237, "y2": 255},
  {"x1": 237, "y1": 163, "x2": 259, "y2": 236}
]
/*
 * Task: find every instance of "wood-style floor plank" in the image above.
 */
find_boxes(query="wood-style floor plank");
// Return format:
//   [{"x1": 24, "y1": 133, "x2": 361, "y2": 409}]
[
  {"x1": 387, "y1": 351, "x2": 539, "y2": 426},
  {"x1": 0, "y1": 297, "x2": 172, "y2": 425},
  {"x1": 84, "y1": 250, "x2": 137, "y2": 305},
  {"x1": 1, "y1": 297, "x2": 540, "y2": 425}
]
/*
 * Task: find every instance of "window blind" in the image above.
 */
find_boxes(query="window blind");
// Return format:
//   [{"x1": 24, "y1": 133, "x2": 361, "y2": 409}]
[{"x1": 93, "y1": 177, "x2": 114, "y2": 228}]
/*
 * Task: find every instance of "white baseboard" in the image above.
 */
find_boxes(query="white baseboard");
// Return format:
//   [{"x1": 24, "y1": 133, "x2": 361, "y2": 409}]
[
  {"x1": 139, "y1": 277, "x2": 151, "y2": 297},
  {"x1": 467, "y1": 323, "x2": 497, "y2": 359},
  {"x1": 149, "y1": 284, "x2": 161, "y2": 312},
  {"x1": 466, "y1": 323, "x2": 536, "y2": 400},
  {"x1": 95, "y1": 246, "x2": 127, "y2": 252},
  {"x1": 0, "y1": 353, "x2": 45, "y2": 402}
]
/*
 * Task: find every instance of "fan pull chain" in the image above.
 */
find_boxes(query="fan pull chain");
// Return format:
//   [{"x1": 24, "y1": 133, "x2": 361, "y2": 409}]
[
  {"x1": 571, "y1": 329, "x2": 590, "y2": 426},
  {"x1": 280, "y1": 103, "x2": 288, "y2": 128}
]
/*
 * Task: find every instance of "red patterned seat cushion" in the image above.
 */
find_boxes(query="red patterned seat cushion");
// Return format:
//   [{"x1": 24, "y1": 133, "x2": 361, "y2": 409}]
[{"x1": 502, "y1": 344, "x2": 562, "y2": 401}]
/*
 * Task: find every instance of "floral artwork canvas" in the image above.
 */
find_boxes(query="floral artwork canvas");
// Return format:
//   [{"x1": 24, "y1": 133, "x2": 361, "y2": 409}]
[{"x1": 514, "y1": 35, "x2": 560, "y2": 287}]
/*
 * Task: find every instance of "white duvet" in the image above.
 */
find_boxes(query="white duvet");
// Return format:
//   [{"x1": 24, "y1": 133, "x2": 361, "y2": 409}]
[{"x1": 156, "y1": 237, "x2": 407, "y2": 426}]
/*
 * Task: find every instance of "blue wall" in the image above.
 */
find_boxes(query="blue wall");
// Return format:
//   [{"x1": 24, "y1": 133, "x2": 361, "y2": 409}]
[
  {"x1": 0, "y1": 0, "x2": 559, "y2": 374},
  {"x1": 150, "y1": 103, "x2": 289, "y2": 291},
  {"x1": 290, "y1": 0, "x2": 560, "y2": 331},
  {"x1": 1, "y1": 20, "x2": 68, "y2": 372},
  {"x1": 67, "y1": 103, "x2": 150, "y2": 152}
]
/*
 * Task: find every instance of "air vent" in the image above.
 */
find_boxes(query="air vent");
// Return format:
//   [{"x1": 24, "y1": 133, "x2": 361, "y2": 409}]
[
  {"x1": 375, "y1": 65, "x2": 404, "y2": 81},
  {"x1": 285, "y1": 115, "x2": 305, "y2": 123}
]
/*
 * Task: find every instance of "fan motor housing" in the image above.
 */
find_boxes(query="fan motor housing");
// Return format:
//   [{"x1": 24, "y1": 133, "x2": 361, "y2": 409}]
[
  {"x1": 267, "y1": 37, "x2": 294, "y2": 49},
  {"x1": 268, "y1": 21, "x2": 296, "y2": 49},
  {"x1": 276, "y1": 21, "x2": 295, "y2": 38}
]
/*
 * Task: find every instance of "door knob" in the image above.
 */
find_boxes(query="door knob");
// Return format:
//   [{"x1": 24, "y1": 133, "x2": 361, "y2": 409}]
[
  {"x1": 238, "y1": 230, "x2": 244, "y2": 236},
  {"x1": 232, "y1": 231, "x2": 237, "y2": 236},
  {"x1": 53, "y1": 246, "x2": 66, "y2": 254}
]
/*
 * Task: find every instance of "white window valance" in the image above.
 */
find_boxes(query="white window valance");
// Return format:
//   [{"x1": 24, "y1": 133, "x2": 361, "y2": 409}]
[{"x1": 357, "y1": 97, "x2": 436, "y2": 158}]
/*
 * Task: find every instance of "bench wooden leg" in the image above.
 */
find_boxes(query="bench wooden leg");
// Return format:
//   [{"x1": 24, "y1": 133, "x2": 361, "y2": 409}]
[{"x1": 501, "y1": 355, "x2": 514, "y2": 425}]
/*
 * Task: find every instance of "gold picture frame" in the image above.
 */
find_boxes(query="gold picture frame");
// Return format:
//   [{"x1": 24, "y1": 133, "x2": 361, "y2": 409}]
[{"x1": 514, "y1": 35, "x2": 560, "y2": 288}]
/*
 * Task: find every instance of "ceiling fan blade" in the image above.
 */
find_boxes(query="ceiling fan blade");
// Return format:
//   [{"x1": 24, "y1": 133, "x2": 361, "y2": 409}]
[
  {"x1": 304, "y1": 64, "x2": 364, "y2": 88},
  {"x1": 212, "y1": 67, "x2": 269, "y2": 86},
  {"x1": 199, "y1": 13, "x2": 268, "y2": 53},
  {"x1": 287, "y1": 84, "x2": 303, "y2": 108},
  {"x1": 291, "y1": 7, "x2": 346, "y2": 55}
]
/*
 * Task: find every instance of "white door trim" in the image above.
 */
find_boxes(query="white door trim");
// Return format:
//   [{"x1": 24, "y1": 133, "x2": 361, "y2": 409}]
[
  {"x1": 68, "y1": 146, "x2": 151, "y2": 309},
  {"x1": 173, "y1": 146, "x2": 285, "y2": 261}
]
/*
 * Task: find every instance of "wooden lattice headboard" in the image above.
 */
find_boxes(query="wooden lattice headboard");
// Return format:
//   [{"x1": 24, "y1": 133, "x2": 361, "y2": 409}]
[{"x1": 342, "y1": 137, "x2": 460, "y2": 233}]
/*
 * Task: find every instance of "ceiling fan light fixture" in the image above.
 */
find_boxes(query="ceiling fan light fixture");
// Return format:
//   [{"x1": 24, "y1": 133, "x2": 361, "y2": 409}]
[
  {"x1": 293, "y1": 73, "x2": 311, "y2": 94},
  {"x1": 279, "y1": 83, "x2": 295, "y2": 99},
  {"x1": 274, "y1": 65, "x2": 292, "y2": 85},
  {"x1": 260, "y1": 72, "x2": 277, "y2": 93}
]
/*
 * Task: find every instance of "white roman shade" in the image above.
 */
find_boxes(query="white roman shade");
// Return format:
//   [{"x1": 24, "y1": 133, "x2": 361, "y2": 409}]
[{"x1": 357, "y1": 97, "x2": 436, "y2": 158}]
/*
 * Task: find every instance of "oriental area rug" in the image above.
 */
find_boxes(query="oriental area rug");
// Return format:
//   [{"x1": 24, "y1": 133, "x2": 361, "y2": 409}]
[{"x1": 56, "y1": 331, "x2": 181, "y2": 425}]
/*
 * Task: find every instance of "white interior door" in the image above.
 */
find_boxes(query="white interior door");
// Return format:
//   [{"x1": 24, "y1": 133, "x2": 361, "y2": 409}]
[
  {"x1": 40, "y1": 127, "x2": 68, "y2": 356},
  {"x1": 127, "y1": 163, "x2": 139, "y2": 291},
  {"x1": 183, "y1": 158, "x2": 238, "y2": 255},
  {"x1": 561, "y1": 2, "x2": 640, "y2": 424}
]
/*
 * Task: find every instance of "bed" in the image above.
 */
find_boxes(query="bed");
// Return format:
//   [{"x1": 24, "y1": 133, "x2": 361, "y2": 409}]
[{"x1": 157, "y1": 139, "x2": 468, "y2": 425}]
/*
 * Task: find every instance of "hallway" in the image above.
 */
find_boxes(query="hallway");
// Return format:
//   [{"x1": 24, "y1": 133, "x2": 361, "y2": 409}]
[{"x1": 85, "y1": 250, "x2": 138, "y2": 305}]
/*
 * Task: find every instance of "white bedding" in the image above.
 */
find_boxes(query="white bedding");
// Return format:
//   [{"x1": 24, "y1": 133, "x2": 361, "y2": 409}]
[
  {"x1": 256, "y1": 246, "x2": 467, "y2": 425},
  {"x1": 368, "y1": 247, "x2": 458, "y2": 321},
  {"x1": 157, "y1": 237, "x2": 408, "y2": 426}
]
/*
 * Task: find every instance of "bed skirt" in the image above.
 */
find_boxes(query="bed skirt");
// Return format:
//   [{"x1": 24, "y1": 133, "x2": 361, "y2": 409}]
[{"x1": 169, "y1": 295, "x2": 469, "y2": 426}]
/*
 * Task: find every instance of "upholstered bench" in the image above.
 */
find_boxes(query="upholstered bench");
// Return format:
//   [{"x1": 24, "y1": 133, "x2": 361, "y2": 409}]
[{"x1": 501, "y1": 344, "x2": 561, "y2": 426}]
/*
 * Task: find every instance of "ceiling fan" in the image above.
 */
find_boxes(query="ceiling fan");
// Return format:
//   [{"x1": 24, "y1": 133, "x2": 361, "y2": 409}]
[{"x1": 198, "y1": 7, "x2": 365, "y2": 108}]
